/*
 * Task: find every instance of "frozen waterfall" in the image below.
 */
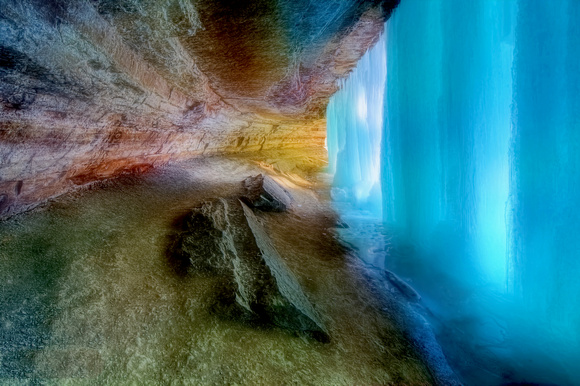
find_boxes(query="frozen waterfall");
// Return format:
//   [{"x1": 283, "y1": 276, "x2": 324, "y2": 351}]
[
  {"x1": 326, "y1": 27, "x2": 386, "y2": 216},
  {"x1": 327, "y1": 0, "x2": 580, "y2": 384}
]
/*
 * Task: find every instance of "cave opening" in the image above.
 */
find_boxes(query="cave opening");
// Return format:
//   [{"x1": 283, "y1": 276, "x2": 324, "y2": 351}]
[{"x1": 1, "y1": 0, "x2": 579, "y2": 384}]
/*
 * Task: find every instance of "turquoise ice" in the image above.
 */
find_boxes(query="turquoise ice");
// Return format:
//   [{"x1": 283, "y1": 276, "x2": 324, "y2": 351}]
[{"x1": 328, "y1": 1, "x2": 580, "y2": 383}]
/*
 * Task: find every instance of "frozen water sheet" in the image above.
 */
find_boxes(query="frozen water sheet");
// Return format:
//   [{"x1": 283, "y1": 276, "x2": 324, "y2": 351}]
[{"x1": 328, "y1": 0, "x2": 580, "y2": 384}]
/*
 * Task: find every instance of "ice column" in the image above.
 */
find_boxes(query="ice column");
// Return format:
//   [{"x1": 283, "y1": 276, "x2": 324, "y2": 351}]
[{"x1": 326, "y1": 28, "x2": 387, "y2": 215}]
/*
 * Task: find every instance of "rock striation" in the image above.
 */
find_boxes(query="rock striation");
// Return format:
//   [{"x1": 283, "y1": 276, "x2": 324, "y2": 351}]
[{"x1": 0, "y1": 0, "x2": 399, "y2": 218}]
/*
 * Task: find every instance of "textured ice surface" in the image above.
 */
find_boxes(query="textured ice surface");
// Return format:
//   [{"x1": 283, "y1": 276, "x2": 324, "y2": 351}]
[
  {"x1": 326, "y1": 27, "x2": 386, "y2": 216},
  {"x1": 328, "y1": 1, "x2": 580, "y2": 384}
]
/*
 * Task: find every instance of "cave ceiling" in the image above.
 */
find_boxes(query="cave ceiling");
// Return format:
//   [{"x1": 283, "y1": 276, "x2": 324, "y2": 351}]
[{"x1": 0, "y1": 0, "x2": 398, "y2": 217}]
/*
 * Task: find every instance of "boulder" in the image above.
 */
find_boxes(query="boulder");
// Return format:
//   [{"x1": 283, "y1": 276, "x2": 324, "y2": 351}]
[
  {"x1": 383, "y1": 270, "x2": 421, "y2": 302},
  {"x1": 241, "y1": 174, "x2": 293, "y2": 212},
  {"x1": 171, "y1": 210, "x2": 228, "y2": 275},
  {"x1": 169, "y1": 196, "x2": 328, "y2": 341}
]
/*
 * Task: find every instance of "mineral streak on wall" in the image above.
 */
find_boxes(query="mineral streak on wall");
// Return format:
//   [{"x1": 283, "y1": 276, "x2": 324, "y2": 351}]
[{"x1": 329, "y1": 0, "x2": 580, "y2": 383}]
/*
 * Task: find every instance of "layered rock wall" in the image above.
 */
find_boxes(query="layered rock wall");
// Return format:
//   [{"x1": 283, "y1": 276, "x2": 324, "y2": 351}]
[{"x1": 0, "y1": 0, "x2": 399, "y2": 217}]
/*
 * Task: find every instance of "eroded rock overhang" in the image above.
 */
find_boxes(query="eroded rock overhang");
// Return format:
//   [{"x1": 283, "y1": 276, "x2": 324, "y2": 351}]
[{"x1": 0, "y1": 0, "x2": 399, "y2": 217}]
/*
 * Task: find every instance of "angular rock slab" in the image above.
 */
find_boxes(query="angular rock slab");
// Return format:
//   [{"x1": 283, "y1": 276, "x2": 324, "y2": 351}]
[
  {"x1": 240, "y1": 201, "x2": 328, "y2": 340},
  {"x1": 171, "y1": 196, "x2": 328, "y2": 341}
]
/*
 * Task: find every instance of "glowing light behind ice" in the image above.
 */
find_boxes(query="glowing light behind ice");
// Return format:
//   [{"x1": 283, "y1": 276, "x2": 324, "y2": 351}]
[
  {"x1": 383, "y1": 0, "x2": 515, "y2": 286},
  {"x1": 326, "y1": 28, "x2": 386, "y2": 215},
  {"x1": 328, "y1": 0, "x2": 580, "y2": 383}
]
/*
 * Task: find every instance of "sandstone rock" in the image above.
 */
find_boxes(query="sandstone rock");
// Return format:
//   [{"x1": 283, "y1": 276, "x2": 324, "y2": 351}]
[
  {"x1": 0, "y1": 0, "x2": 400, "y2": 218},
  {"x1": 383, "y1": 270, "x2": 421, "y2": 302},
  {"x1": 241, "y1": 174, "x2": 293, "y2": 212},
  {"x1": 171, "y1": 210, "x2": 228, "y2": 276}
]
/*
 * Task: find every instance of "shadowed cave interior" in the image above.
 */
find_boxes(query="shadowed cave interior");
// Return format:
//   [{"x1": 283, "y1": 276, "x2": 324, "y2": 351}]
[{"x1": 1, "y1": 0, "x2": 579, "y2": 385}]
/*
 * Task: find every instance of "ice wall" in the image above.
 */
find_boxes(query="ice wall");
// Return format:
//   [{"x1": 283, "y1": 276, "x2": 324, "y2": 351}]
[
  {"x1": 382, "y1": 0, "x2": 515, "y2": 285},
  {"x1": 509, "y1": 0, "x2": 580, "y2": 366},
  {"x1": 326, "y1": 29, "x2": 386, "y2": 215},
  {"x1": 328, "y1": 0, "x2": 580, "y2": 383}
]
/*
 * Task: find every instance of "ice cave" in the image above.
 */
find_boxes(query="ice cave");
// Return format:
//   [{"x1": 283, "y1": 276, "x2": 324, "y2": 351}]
[{"x1": 1, "y1": 0, "x2": 579, "y2": 384}]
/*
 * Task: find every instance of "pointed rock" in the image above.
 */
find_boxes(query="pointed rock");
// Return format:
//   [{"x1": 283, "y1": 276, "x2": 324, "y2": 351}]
[{"x1": 241, "y1": 201, "x2": 328, "y2": 341}]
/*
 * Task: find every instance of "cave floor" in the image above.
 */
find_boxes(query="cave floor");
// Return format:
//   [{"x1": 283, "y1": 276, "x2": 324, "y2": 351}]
[{"x1": 0, "y1": 152, "x2": 432, "y2": 384}]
